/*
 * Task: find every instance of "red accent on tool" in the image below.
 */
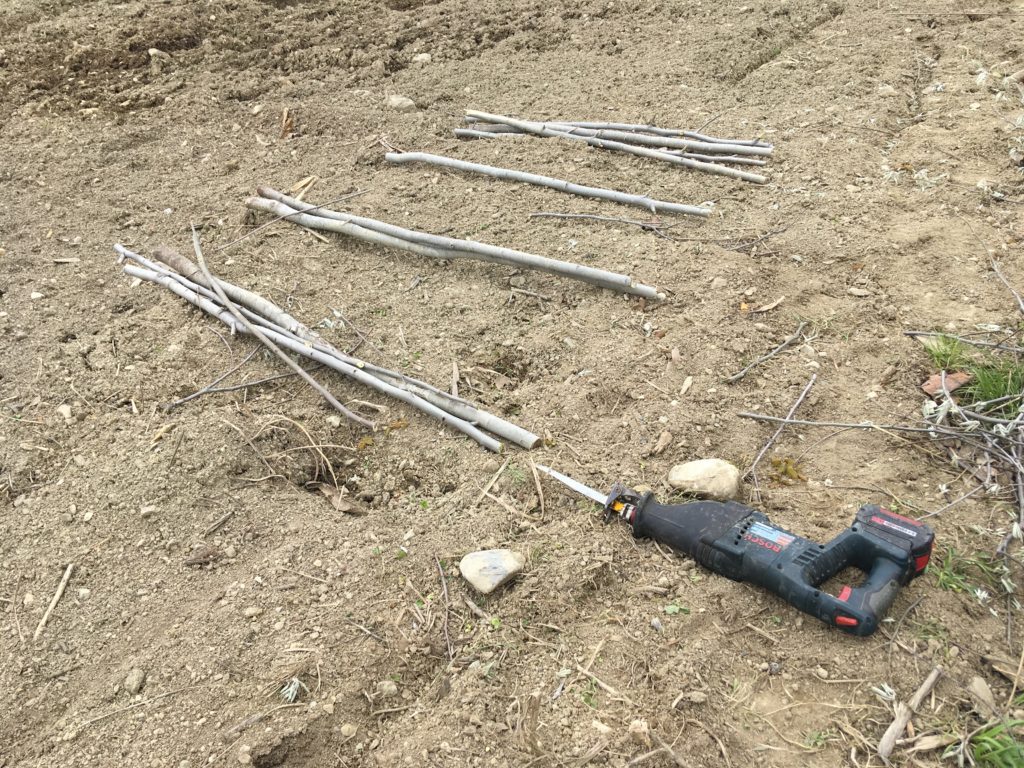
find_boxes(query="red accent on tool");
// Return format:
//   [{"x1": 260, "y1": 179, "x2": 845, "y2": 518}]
[
  {"x1": 835, "y1": 616, "x2": 858, "y2": 627},
  {"x1": 914, "y1": 554, "x2": 931, "y2": 573},
  {"x1": 838, "y1": 586, "x2": 852, "y2": 602}
]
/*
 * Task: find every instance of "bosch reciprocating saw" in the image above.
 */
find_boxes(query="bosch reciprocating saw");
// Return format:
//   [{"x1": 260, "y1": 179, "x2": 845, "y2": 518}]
[{"x1": 536, "y1": 465, "x2": 934, "y2": 636}]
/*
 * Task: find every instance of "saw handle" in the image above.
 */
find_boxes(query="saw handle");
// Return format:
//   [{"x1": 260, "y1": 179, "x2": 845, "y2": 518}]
[{"x1": 629, "y1": 496, "x2": 933, "y2": 637}]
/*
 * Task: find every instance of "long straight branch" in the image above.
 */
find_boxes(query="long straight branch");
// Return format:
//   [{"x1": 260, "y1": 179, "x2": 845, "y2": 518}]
[
  {"x1": 464, "y1": 111, "x2": 767, "y2": 183},
  {"x1": 384, "y1": 151, "x2": 710, "y2": 218},
  {"x1": 189, "y1": 227, "x2": 375, "y2": 430},
  {"x1": 248, "y1": 190, "x2": 663, "y2": 299},
  {"x1": 463, "y1": 116, "x2": 774, "y2": 149},
  {"x1": 118, "y1": 246, "x2": 539, "y2": 449}
]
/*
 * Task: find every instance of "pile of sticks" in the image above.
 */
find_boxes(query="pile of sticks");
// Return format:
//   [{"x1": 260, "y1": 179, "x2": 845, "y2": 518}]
[
  {"x1": 115, "y1": 242, "x2": 541, "y2": 453},
  {"x1": 457, "y1": 110, "x2": 774, "y2": 184},
  {"x1": 245, "y1": 186, "x2": 664, "y2": 300}
]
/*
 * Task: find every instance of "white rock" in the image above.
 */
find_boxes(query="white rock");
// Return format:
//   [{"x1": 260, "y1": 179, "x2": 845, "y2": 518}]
[
  {"x1": 78, "y1": 587, "x2": 91, "y2": 600},
  {"x1": 242, "y1": 606, "x2": 262, "y2": 618},
  {"x1": 459, "y1": 549, "x2": 525, "y2": 594},
  {"x1": 848, "y1": 287, "x2": 871, "y2": 297},
  {"x1": 340, "y1": 723, "x2": 357, "y2": 738},
  {"x1": 376, "y1": 679, "x2": 398, "y2": 698},
  {"x1": 668, "y1": 458, "x2": 741, "y2": 500},
  {"x1": 412, "y1": 53, "x2": 432, "y2": 64},
  {"x1": 709, "y1": 277, "x2": 728, "y2": 290},
  {"x1": 124, "y1": 667, "x2": 146, "y2": 695},
  {"x1": 386, "y1": 94, "x2": 417, "y2": 113},
  {"x1": 57, "y1": 404, "x2": 73, "y2": 421},
  {"x1": 30, "y1": 292, "x2": 44, "y2": 300}
]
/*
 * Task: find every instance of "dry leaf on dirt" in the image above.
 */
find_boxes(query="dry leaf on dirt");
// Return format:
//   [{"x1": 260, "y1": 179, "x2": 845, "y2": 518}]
[
  {"x1": 752, "y1": 296, "x2": 784, "y2": 313},
  {"x1": 920, "y1": 371, "x2": 972, "y2": 396},
  {"x1": 906, "y1": 733, "x2": 958, "y2": 753},
  {"x1": 317, "y1": 484, "x2": 366, "y2": 516},
  {"x1": 966, "y1": 676, "x2": 999, "y2": 719}
]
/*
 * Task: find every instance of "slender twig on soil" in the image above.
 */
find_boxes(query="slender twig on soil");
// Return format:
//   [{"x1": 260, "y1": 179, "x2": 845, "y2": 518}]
[
  {"x1": 203, "y1": 510, "x2": 235, "y2": 537},
  {"x1": 190, "y1": 227, "x2": 374, "y2": 430},
  {"x1": 33, "y1": 564, "x2": 73, "y2": 642},
  {"x1": 474, "y1": 458, "x2": 510, "y2": 508},
  {"x1": 992, "y1": 261, "x2": 1024, "y2": 316},
  {"x1": 721, "y1": 228, "x2": 787, "y2": 253},
  {"x1": 11, "y1": 571, "x2": 24, "y2": 645},
  {"x1": 574, "y1": 664, "x2": 636, "y2": 706},
  {"x1": 435, "y1": 557, "x2": 454, "y2": 661},
  {"x1": 675, "y1": 151, "x2": 768, "y2": 166},
  {"x1": 917, "y1": 485, "x2": 986, "y2": 520},
  {"x1": 528, "y1": 212, "x2": 679, "y2": 239},
  {"x1": 529, "y1": 458, "x2": 545, "y2": 519},
  {"x1": 738, "y1": 414, "x2": 941, "y2": 434},
  {"x1": 386, "y1": 152, "x2": 710, "y2": 217},
  {"x1": 186, "y1": 366, "x2": 323, "y2": 400},
  {"x1": 77, "y1": 686, "x2": 194, "y2": 731},
  {"x1": 465, "y1": 111, "x2": 767, "y2": 183},
  {"x1": 903, "y1": 330, "x2": 1024, "y2": 354},
  {"x1": 165, "y1": 346, "x2": 260, "y2": 410},
  {"x1": 745, "y1": 374, "x2": 817, "y2": 478},
  {"x1": 877, "y1": 666, "x2": 942, "y2": 762},
  {"x1": 728, "y1": 321, "x2": 808, "y2": 383},
  {"x1": 249, "y1": 189, "x2": 664, "y2": 299}
]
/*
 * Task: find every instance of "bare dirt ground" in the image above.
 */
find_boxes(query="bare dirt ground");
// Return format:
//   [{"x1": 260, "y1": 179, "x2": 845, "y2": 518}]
[{"x1": 3, "y1": 1, "x2": 1024, "y2": 766}]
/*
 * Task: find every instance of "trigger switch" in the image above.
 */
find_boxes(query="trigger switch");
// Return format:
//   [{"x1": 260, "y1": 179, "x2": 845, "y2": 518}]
[{"x1": 835, "y1": 615, "x2": 858, "y2": 628}]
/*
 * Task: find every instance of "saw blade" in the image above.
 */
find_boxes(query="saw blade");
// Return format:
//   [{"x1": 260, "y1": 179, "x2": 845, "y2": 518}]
[{"x1": 534, "y1": 464, "x2": 608, "y2": 505}]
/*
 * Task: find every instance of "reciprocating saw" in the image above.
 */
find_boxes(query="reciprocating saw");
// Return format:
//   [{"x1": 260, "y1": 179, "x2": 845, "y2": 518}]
[{"x1": 536, "y1": 464, "x2": 934, "y2": 636}]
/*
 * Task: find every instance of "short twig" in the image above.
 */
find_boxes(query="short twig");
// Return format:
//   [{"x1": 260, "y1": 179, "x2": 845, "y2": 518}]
[
  {"x1": 720, "y1": 228, "x2": 786, "y2": 253},
  {"x1": 738, "y1": 414, "x2": 939, "y2": 435},
  {"x1": 34, "y1": 564, "x2": 73, "y2": 641},
  {"x1": 687, "y1": 719, "x2": 730, "y2": 767},
  {"x1": 992, "y1": 261, "x2": 1024, "y2": 316},
  {"x1": 574, "y1": 664, "x2": 636, "y2": 706},
  {"x1": 165, "y1": 347, "x2": 260, "y2": 410},
  {"x1": 191, "y1": 226, "x2": 374, "y2": 430},
  {"x1": 727, "y1": 321, "x2": 808, "y2": 383},
  {"x1": 464, "y1": 596, "x2": 491, "y2": 621},
  {"x1": 745, "y1": 374, "x2": 817, "y2": 478},
  {"x1": 473, "y1": 458, "x2": 510, "y2": 508},
  {"x1": 11, "y1": 571, "x2": 24, "y2": 645},
  {"x1": 529, "y1": 458, "x2": 545, "y2": 519},
  {"x1": 877, "y1": 666, "x2": 942, "y2": 762},
  {"x1": 203, "y1": 510, "x2": 235, "y2": 537},
  {"x1": 903, "y1": 331, "x2": 1024, "y2": 355},
  {"x1": 77, "y1": 686, "x2": 194, "y2": 731},
  {"x1": 435, "y1": 557, "x2": 454, "y2": 661},
  {"x1": 528, "y1": 212, "x2": 679, "y2": 239}
]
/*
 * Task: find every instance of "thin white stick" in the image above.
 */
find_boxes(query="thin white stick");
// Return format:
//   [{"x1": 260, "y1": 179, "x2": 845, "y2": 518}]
[
  {"x1": 117, "y1": 247, "x2": 539, "y2": 449},
  {"x1": 33, "y1": 564, "x2": 73, "y2": 641},
  {"x1": 465, "y1": 111, "x2": 767, "y2": 183},
  {"x1": 385, "y1": 151, "x2": 710, "y2": 217},
  {"x1": 190, "y1": 228, "x2": 374, "y2": 430},
  {"x1": 745, "y1": 374, "x2": 817, "y2": 478},
  {"x1": 248, "y1": 192, "x2": 663, "y2": 299},
  {"x1": 123, "y1": 264, "x2": 506, "y2": 452},
  {"x1": 464, "y1": 117, "x2": 773, "y2": 148},
  {"x1": 520, "y1": 123, "x2": 772, "y2": 157}
]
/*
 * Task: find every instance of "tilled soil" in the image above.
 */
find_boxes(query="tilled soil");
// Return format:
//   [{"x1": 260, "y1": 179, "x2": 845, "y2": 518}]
[{"x1": 2, "y1": 1, "x2": 1024, "y2": 766}]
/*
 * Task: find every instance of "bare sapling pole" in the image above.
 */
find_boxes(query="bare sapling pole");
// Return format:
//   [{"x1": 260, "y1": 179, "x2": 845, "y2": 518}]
[
  {"x1": 117, "y1": 245, "x2": 540, "y2": 450},
  {"x1": 384, "y1": 151, "x2": 711, "y2": 217},
  {"x1": 464, "y1": 117, "x2": 774, "y2": 149},
  {"x1": 464, "y1": 111, "x2": 767, "y2": 184},
  {"x1": 247, "y1": 192, "x2": 664, "y2": 299},
  {"x1": 122, "y1": 262, "x2": 506, "y2": 452},
  {"x1": 189, "y1": 227, "x2": 375, "y2": 430}
]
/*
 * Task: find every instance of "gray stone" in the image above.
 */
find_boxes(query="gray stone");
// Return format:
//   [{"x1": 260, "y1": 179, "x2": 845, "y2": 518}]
[
  {"x1": 668, "y1": 458, "x2": 741, "y2": 500},
  {"x1": 386, "y1": 94, "x2": 417, "y2": 113},
  {"x1": 412, "y1": 53, "x2": 432, "y2": 64},
  {"x1": 459, "y1": 549, "x2": 525, "y2": 594},
  {"x1": 847, "y1": 287, "x2": 871, "y2": 297},
  {"x1": 376, "y1": 679, "x2": 398, "y2": 698},
  {"x1": 125, "y1": 667, "x2": 146, "y2": 695}
]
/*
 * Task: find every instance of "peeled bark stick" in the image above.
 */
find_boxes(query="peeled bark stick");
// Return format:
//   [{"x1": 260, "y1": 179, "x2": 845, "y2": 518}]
[
  {"x1": 248, "y1": 192, "x2": 663, "y2": 299},
  {"x1": 33, "y1": 564, "x2": 73, "y2": 641},
  {"x1": 877, "y1": 666, "x2": 942, "y2": 761},
  {"x1": 519, "y1": 124, "x2": 771, "y2": 157},
  {"x1": 384, "y1": 151, "x2": 711, "y2": 218},
  {"x1": 136, "y1": 245, "x2": 314, "y2": 342},
  {"x1": 464, "y1": 117, "x2": 774, "y2": 148},
  {"x1": 123, "y1": 264, "x2": 504, "y2": 452},
  {"x1": 116, "y1": 246, "x2": 541, "y2": 449},
  {"x1": 458, "y1": 122, "x2": 771, "y2": 157},
  {"x1": 189, "y1": 227, "x2": 375, "y2": 430},
  {"x1": 678, "y1": 152, "x2": 768, "y2": 167},
  {"x1": 464, "y1": 111, "x2": 767, "y2": 184}
]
